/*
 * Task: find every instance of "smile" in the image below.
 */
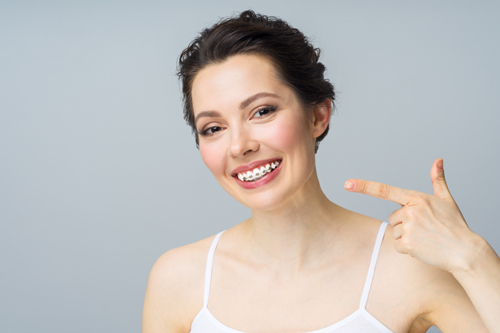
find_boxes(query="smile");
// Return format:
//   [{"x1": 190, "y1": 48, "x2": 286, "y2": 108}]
[
  {"x1": 231, "y1": 158, "x2": 283, "y2": 190},
  {"x1": 237, "y1": 160, "x2": 280, "y2": 182}
]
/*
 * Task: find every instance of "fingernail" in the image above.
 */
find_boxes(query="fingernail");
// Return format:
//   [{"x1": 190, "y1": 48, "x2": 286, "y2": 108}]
[
  {"x1": 437, "y1": 159, "x2": 443, "y2": 169},
  {"x1": 344, "y1": 181, "x2": 355, "y2": 190}
]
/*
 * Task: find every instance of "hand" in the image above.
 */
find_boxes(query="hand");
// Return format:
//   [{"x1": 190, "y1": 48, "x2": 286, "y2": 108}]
[{"x1": 344, "y1": 158, "x2": 483, "y2": 273}]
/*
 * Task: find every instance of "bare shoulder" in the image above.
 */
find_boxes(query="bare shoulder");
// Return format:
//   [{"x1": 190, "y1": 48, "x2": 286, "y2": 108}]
[
  {"x1": 378, "y1": 223, "x2": 487, "y2": 332},
  {"x1": 142, "y1": 234, "x2": 217, "y2": 333}
]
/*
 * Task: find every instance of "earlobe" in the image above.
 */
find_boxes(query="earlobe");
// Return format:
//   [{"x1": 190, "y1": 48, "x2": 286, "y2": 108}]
[{"x1": 312, "y1": 98, "x2": 332, "y2": 138}]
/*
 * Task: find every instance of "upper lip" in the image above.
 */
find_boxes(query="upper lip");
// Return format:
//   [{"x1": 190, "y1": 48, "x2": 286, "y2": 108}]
[{"x1": 231, "y1": 158, "x2": 282, "y2": 177}]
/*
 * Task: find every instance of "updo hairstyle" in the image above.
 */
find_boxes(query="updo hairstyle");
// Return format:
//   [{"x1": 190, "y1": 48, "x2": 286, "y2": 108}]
[{"x1": 177, "y1": 10, "x2": 335, "y2": 153}]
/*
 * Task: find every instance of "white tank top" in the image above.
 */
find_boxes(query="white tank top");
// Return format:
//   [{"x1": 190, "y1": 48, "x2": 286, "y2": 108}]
[{"x1": 190, "y1": 221, "x2": 393, "y2": 333}]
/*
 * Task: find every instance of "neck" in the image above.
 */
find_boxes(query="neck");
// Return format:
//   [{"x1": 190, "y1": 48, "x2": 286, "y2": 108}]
[{"x1": 241, "y1": 168, "x2": 349, "y2": 279}]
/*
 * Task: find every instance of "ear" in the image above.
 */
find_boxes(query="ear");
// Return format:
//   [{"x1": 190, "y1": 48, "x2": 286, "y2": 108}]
[{"x1": 311, "y1": 98, "x2": 332, "y2": 139}]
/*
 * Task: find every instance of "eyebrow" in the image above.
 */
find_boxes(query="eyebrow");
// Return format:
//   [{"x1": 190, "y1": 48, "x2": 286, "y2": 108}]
[
  {"x1": 194, "y1": 92, "x2": 280, "y2": 124},
  {"x1": 239, "y1": 92, "x2": 279, "y2": 110},
  {"x1": 194, "y1": 111, "x2": 222, "y2": 125}
]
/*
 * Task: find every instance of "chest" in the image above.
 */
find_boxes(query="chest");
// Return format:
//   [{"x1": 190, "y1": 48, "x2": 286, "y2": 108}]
[{"x1": 200, "y1": 249, "x2": 428, "y2": 333}]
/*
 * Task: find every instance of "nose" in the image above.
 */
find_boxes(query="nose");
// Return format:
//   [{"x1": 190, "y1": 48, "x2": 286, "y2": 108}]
[{"x1": 228, "y1": 127, "x2": 259, "y2": 158}]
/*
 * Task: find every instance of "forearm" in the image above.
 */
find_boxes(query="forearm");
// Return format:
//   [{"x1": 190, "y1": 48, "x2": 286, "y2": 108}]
[{"x1": 451, "y1": 235, "x2": 500, "y2": 333}]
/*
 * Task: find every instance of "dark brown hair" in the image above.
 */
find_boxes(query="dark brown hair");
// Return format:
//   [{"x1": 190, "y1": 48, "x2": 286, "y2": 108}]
[{"x1": 177, "y1": 10, "x2": 335, "y2": 153}]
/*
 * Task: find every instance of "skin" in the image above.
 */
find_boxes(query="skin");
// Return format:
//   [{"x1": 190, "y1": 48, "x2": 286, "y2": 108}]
[{"x1": 143, "y1": 54, "x2": 500, "y2": 333}]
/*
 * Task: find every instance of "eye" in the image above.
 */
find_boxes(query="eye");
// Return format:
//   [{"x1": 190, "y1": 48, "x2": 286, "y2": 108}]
[
  {"x1": 253, "y1": 106, "x2": 277, "y2": 118},
  {"x1": 199, "y1": 126, "x2": 222, "y2": 136}
]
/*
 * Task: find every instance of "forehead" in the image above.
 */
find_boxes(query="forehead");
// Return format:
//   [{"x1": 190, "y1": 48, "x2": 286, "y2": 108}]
[{"x1": 191, "y1": 54, "x2": 288, "y2": 113}]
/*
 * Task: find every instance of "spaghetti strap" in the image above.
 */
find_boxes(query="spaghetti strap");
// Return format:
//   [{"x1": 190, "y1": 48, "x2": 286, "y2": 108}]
[
  {"x1": 359, "y1": 221, "x2": 389, "y2": 309},
  {"x1": 203, "y1": 224, "x2": 387, "y2": 310},
  {"x1": 203, "y1": 230, "x2": 226, "y2": 308}
]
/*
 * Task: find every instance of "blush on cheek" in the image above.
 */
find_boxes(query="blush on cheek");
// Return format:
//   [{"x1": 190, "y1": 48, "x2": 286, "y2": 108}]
[
  {"x1": 200, "y1": 144, "x2": 226, "y2": 176},
  {"x1": 265, "y1": 113, "x2": 310, "y2": 151}
]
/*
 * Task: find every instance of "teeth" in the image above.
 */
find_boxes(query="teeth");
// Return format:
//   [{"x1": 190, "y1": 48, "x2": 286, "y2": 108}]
[
  {"x1": 253, "y1": 168, "x2": 261, "y2": 177},
  {"x1": 237, "y1": 160, "x2": 281, "y2": 182}
]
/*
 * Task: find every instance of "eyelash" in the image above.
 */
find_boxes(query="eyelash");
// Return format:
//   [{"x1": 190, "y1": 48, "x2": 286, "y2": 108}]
[
  {"x1": 198, "y1": 105, "x2": 278, "y2": 137},
  {"x1": 253, "y1": 105, "x2": 278, "y2": 118}
]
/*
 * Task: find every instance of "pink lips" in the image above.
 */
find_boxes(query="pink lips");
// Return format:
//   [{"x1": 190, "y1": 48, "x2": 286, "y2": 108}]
[
  {"x1": 231, "y1": 158, "x2": 282, "y2": 176},
  {"x1": 232, "y1": 158, "x2": 283, "y2": 190}
]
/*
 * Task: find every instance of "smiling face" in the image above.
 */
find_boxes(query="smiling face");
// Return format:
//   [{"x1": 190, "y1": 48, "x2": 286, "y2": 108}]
[{"x1": 191, "y1": 53, "x2": 328, "y2": 211}]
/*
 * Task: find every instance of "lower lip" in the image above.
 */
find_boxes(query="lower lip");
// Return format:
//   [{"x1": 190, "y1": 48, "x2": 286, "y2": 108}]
[{"x1": 234, "y1": 161, "x2": 283, "y2": 190}]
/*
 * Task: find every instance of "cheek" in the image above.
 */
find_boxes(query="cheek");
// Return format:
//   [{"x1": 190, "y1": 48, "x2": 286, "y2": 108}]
[
  {"x1": 200, "y1": 143, "x2": 226, "y2": 175},
  {"x1": 263, "y1": 113, "x2": 311, "y2": 151}
]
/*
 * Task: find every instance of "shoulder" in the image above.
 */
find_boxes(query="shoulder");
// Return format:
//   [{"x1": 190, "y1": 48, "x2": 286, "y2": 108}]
[
  {"x1": 142, "y1": 234, "x2": 218, "y2": 333},
  {"x1": 379, "y1": 223, "x2": 487, "y2": 332},
  {"x1": 377, "y1": 222, "x2": 451, "y2": 305}
]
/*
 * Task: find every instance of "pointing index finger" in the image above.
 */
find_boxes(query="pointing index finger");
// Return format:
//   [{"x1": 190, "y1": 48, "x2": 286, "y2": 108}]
[{"x1": 344, "y1": 179, "x2": 412, "y2": 206}]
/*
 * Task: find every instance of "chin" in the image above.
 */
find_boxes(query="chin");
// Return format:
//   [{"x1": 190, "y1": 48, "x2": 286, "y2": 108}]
[
  {"x1": 235, "y1": 188, "x2": 293, "y2": 212},
  {"x1": 220, "y1": 162, "x2": 314, "y2": 212}
]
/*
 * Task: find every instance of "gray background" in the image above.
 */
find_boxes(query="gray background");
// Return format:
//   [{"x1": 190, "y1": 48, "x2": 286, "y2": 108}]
[{"x1": 1, "y1": 1, "x2": 499, "y2": 332}]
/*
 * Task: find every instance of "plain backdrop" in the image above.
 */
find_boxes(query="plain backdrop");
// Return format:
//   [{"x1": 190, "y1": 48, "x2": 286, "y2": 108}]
[{"x1": 1, "y1": 1, "x2": 499, "y2": 332}]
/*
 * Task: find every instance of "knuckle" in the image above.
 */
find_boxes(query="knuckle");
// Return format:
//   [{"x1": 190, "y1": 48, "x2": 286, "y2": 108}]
[
  {"x1": 403, "y1": 221, "x2": 415, "y2": 234},
  {"x1": 391, "y1": 226, "x2": 401, "y2": 239},
  {"x1": 400, "y1": 237, "x2": 413, "y2": 251},
  {"x1": 358, "y1": 181, "x2": 367, "y2": 193},
  {"x1": 405, "y1": 208, "x2": 416, "y2": 218},
  {"x1": 412, "y1": 192, "x2": 430, "y2": 205},
  {"x1": 394, "y1": 240, "x2": 406, "y2": 254},
  {"x1": 388, "y1": 210, "x2": 397, "y2": 222},
  {"x1": 377, "y1": 184, "x2": 390, "y2": 198},
  {"x1": 421, "y1": 195, "x2": 432, "y2": 205},
  {"x1": 391, "y1": 228, "x2": 398, "y2": 239},
  {"x1": 435, "y1": 174, "x2": 446, "y2": 183}
]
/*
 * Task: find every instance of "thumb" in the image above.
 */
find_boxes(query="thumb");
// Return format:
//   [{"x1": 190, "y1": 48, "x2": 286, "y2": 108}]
[{"x1": 431, "y1": 158, "x2": 452, "y2": 200}]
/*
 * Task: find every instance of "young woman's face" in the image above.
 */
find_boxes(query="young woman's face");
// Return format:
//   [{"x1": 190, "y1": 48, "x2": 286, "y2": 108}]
[{"x1": 191, "y1": 54, "x2": 325, "y2": 211}]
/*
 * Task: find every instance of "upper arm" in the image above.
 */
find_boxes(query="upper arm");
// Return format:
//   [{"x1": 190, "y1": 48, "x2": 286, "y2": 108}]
[
  {"x1": 142, "y1": 245, "x2": 205, "y2": 333},
  {"x1": 418, "y1": 266, "x2": 488, "y2": 332}
]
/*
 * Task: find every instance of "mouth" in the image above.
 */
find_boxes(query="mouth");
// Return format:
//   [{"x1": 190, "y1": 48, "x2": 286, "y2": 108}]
[
  {"x1": 231, "y1": 158, "x2": 283, "y2": 189},
  {"x1": 234, "y1": 159, "x2": 281, "y2": 182}
]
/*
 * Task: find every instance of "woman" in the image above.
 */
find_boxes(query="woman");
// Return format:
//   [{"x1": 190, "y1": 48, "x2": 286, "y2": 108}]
[{"x1": 143, "y1": 10, "x2": 500, "y2": 333}]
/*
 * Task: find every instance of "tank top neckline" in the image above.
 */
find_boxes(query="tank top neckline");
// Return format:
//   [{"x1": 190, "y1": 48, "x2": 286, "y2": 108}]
[{"x1": 191, "y1": 221, "x2": 392, "y2": 333}]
